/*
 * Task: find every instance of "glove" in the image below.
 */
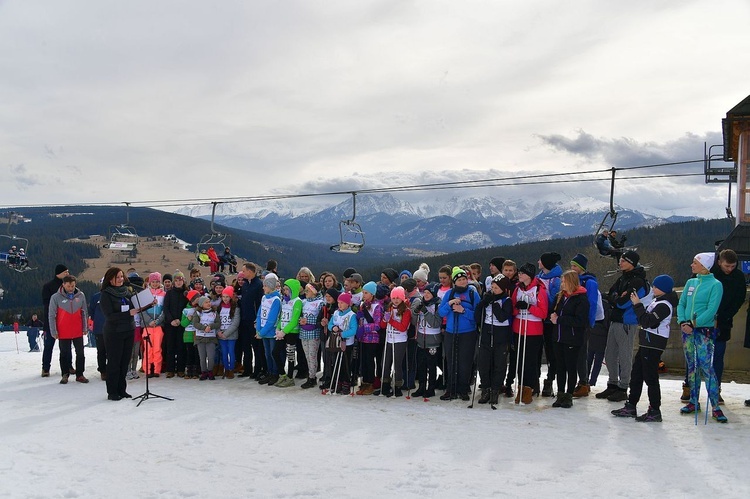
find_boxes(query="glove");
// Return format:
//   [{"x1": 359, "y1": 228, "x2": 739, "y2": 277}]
[
  {"x1": 482, "y1": 292, "x2": 493, "y2": 304},
  {"x1": 383, "y1": 312, "x2": 391, "y2": 322},
  {"x1": 516, "y1": 301, "x2": 529, "y2": 310}
]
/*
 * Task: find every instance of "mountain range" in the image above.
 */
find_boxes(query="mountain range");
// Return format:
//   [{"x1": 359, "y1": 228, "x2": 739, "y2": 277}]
[{"x1": 175, "y1": 194, "x2": 696, "y2": 255}]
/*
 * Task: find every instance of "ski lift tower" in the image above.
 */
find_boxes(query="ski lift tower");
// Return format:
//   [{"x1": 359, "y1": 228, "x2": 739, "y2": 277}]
[{"x1": 715, "y1": 94, "x2": 750, "y2": 263}]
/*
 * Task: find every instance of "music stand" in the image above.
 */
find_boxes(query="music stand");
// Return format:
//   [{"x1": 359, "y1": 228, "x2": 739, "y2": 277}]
[{"x1": 131, "y1": 292, "x2": 173, "y2": 407}]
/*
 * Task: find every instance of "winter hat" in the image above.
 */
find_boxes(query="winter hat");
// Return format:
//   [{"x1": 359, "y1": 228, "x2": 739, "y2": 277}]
[
  {"x1": 325, "y1": 288, "x2": 341, "y2": 302},
  {"x1": 343, "y1": 268, "x2": 357, "y2": 279},
  {"x1": 263, "y1": 275, "x2": 279, "y2": 290},
  {"x1": 652, "y1": 275, "x2": 674, "y2": 295},
  {"x1": 212, "y1": 273, "x2": 226, "y2": 284},
  {"x1": 390, "y1": 286, "x2": 406, "y2": 301},
  {"x1": 237, "y1": 271, "x2": 246, "y2": 279},
  {"x1": 163, "y1": 273, "x2": 173, "y2": 283},
  {"x1": 197, "y1": 296, "x2": 211, "y2": 308},
  {"x1": 401, "y1": 278, "x2": 417, "y2": 293},
  {"x1": 149, "y1": 272, "x2": 162, "y2": 283},
  {"x1": 191, "y1": 277, "x2": 204, "y2": 286},
  {"x1": 55, "y1": 264, "x2": 68, "y2": 275},
  {"x1": 518, "y1": 263, "x2": 537, "y2": 278},
  {"x1": 375, "y1": 283, "x2": 390, "y2": 300},
  {"x1": 338, "y1": 292, "x2": 352, "y2": 306},
  {"x1": 349, "y1": 273, "x2": 363, "y2": 285},
  {"x1": 186, "y1": 290, "x2": 200, "y2": 303},
  {"x1": 570, "y1": 253, "x2": 588, "y2": 272},
  {"x1": 381, "y1": 268, "x2": 398, "y2": 284},
  {"x1": 540, "y1": 252, "x2": 561, "y2": 270},
  {"x1": 221, "y1": 287, "x2": 235, "y2": 298},
  {"x1": 172, "y1": 270, "x2": 185, "y2": 280},
  {"x1": 492, "y1": 274, "x2": 514, "y2": 294},
  {"x1": 399, "y1": 270, "x2": 412, "y2": 280},
  {"x1": 413, "y1": 268, "x2": 429, "y2": 282},
  {"x1": 363, "y1": 281, "x2": 377, "y2": 296},
  {"x1": 694, "y1": 252, "x2": 716, "y2": 272},
  {"x1": 621, "y1": 250, "x2": 640, "y2": 267},
  {"x1": 489, "y1": 257, "x2": 506, "y2": 271},
  {"x1": 451, "y1": 266, "x2": 468, "y2": 283},
  {"x1": 424, "y1": 282, "x2": 441, "y2": 298}
]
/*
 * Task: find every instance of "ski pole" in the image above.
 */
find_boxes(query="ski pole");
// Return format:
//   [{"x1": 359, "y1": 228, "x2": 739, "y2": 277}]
[
  {"x1": 490, "y1": 332, "x2": 497, "y2": 410},
  {"x1": 468, "y1": 307, "x2": 484, "y2": 409},
  {"x1": 705, "y1": 332, "x2": 715, "y2": 425},
  {"x1": 391, "y1": 337, "x2": 397, "y2": 396},
  {"x1": 693, "y1": 331, "x2": 698, "y2": 426},
  {"x1": 405, "y1": 338, "x2": 412, "y2": 400},
  {"x1": 377, "y1": 330, "x2": 388, "y2": 396},
  {"x1": 14, "y1": 329, "x2": 19, "y2": 354},
  {"x1": 521, "y1": 319, "x2": 528, "y2": 404},
  {"x1": 514, "y1": 321, "x2": 523, "y2": 405},
  {"x1": 331, "y1": 350, "x2": 343, "y2": 396}
]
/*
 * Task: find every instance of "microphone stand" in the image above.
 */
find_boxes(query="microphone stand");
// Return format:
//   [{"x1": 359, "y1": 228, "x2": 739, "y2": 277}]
[{"x1": 132, "y1": 291, "x2": 173, "y2": 407}]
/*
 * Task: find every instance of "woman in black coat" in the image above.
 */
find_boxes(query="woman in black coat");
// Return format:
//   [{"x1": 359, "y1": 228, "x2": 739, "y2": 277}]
[
  {"x1": 549, "y1": 270, "x2": 590, "y2": 408},
  {"x1": 100, "y1": 267, "x2": 154, "y2": 401}
]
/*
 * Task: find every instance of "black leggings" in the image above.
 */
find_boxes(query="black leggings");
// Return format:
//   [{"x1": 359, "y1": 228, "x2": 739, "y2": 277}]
[{"x1": 554, "y1": 342, "x2": 581, "y2": 395}]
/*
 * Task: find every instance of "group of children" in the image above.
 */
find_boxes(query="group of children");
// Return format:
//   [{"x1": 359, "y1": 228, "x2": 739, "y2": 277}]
[{"x1": 102, "y1": 250, "x2": 733, "y2": 424}]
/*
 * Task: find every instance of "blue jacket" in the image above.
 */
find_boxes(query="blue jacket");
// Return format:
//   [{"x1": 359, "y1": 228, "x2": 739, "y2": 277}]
[
  {"x1": 537, "y1": 265, "x2": 562, "y2": 308},
  {"x1": 88, "y1": 291, "x2": 107, "y2": 335},
  {"x1": 578, "y1": 272, "x2": 599, "y2": 327},
  {"x1": 438, "y1": 286, "x2": 481, "y2": 334},
  {"x1": 256, "y1": 291, "x2": 281, "y2": 338},
  {"x1": 608, "y1": 266, "x2": 648, "y2": 325}
]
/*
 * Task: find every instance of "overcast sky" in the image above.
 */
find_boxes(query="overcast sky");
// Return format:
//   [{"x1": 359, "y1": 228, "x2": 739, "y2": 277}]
[{"x1": 1, "y1": 0, "x2": 748, "y2": 218}]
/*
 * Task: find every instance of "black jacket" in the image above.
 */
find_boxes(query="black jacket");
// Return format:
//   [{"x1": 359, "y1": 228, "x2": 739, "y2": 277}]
[
  {"x1": 240, "y1": 276, "x2": 263, "y2": 324},
  {"x1": 41, "y1": 276, "x2": 63, "y2": 332},
  {"x1": 552, "y1": 290, "x2": 589, "y2": 346},
  {"x1": 608, "y1": 266, "x2": 648, "y2": 324},
  {"x1": 100, "y1": 287, "x2": 136, "y2": 335},
  {"x1": 711, "y1": 265, "x2": 747, "y2": 341},
  {"x1": 163, "y1": 287, "x2": 189, "y2": 325}
]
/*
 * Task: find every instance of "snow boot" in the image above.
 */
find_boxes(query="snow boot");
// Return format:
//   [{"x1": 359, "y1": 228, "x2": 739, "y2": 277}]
[
  {"x1": 489, "y1": 389, "x2": 499, "y2": 405},
  {"x1": 380, "y1": 382, "x2": 393, "y2": 397},
  {"x1": 199, "y1": 371, "x2": 209, "y2": 381},
  {"x1": 595, "y1": 384, "x2": 619, "y2": 399},
  {"x1": 560, "y1": 393, "x2": 573, "y2": 409},
  {"x1": 356, "y1": 382, "x2": 373, "y2": 395},
  {"x1": 680, "y1": 402, "x2": 700, "y2": 414},
  {"x1": 712, "y1": 408, "x2": 728, "y2": 423},
  {"x1": 60, "y1": 374, "x2": 69, "y2": 384},
  {"x1": 301, "y1": 377, "x2": 317, "y2": 389},
  {"x1": 573, "y1": 384, "x2": 590, "y2": 398},
  {"x1": 478, "y1": 389, "x2": 491, "y2": 404},
  {"x1": 542, "y1": 379, "x2": 554, "y2": 397},
  {"x1": 337, "y1": 382, "x2": 351, "y2": 395},
  {"x1": 635, "y1": 407, "x2": 662, "y2": 422},
  {"x1": 225, "y1": 370, "x2": 234, "y2": 379},
  {"x1": 266, "y1": 374, "x2": 279, "y2": 386},
  {"x1": 552, "y1": 394, "x2": 564, "y2": 408},
  {"x1": 439, "y1": 390, "x2": 456, "y2": 401},
  {"x1": 607, "y1": 387, "x2": 628, "y2": 402},
  {"x1": 680, "y1": 383, "x2": 690, "y2": 402},
  {"x1": 521, "y1": 386, "x2": 533, "y2": 404},
  {"x1": 611, "y1": 402, "x2": 637, "y2": 418},
  {"x1": 412, "y1": 385, "x2": 425, "y2": 398}
]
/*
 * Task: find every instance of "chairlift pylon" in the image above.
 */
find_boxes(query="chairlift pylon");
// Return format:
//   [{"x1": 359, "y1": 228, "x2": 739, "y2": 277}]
[{"x1": 330, "y1": 192, "x2": 365, "y2": 254}]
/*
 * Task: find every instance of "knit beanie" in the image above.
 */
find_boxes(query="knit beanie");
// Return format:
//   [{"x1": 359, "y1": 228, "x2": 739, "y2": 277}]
[
  {"x1": 489, "y1": 257, "x2": 506, "y2": 271},
  {"x1": 197, "y1": 296, "x2": 210, "y2": 308},
  {"x1": 570, "y1": 253, "x2": 588, "y2": 272},
  {"x1": 149, "y1": 272, "x2": 162, "y2": 283},
  {"x1": 263, "y1": 275, "x2": 279, "y2": 290},
  {"x1": 694, "y1": 252, "x2": 716, "y2": 272},
  {"x1": 491, "y1": 274, "x2": 514, "y2": 294},
  {"x1": 55, "y1": 264, "x2": 68, "y2": 275},
  {"x1": 163, "y1": 274, "x2": 173, "y2": 283},
  {"x1": 172, "y1": 270, "x2": 185, "y2": 280},
  {"x1": 540, "y1": 252, "x2": 561, "y2": 271},
  {"x1": 652, "y1": 275, "x2": 674, "y2": 294},
  {"x1": 621, "y1": 251, "x2": 640, "y2": 267},
  {"x1": 343, "y1": 268, "x2": 357, "y2": 279},
  {"x1": 325, "y1": 288, "x2": 341, "y2": 302},
  {"x1": 362, "y1": 281, "x2": 377, "y2": 296},
  {"x1": 221, "y1": 287, "x2": 234, "y2": 298},
  {"x1": 375, "y1": 284, "x2": 390, "y2": 300},
  {"x1": 518, "y1": 262, "x2": 537, "y2": 278},
  {"x1": 390, "y1": 286, "x2": 406, "y2": 301},
  {"x1": 349, "y1": 273, "x2": 363, "y2": 285},
  {"x1": 424, "y1": 282, "x2": 441, "y2": 299},
  {"x1": 338, "y1": 292, "x2": 352, "y2": 306},
  {"x1": 186, "y1": 290, "x2": 200, "y2": 303},
  {"x1": 451, "y1": 266, "x2": 468, "y2": 283},
  {"x1": 413, "y1": 268, "x2": 429, "y2": 282},
  {"x1": 382, "y1": 268, "x2": 398, "y2": 284},
  {"x1": 399, "y1": 270, "x2": 412, "y2": 280}
]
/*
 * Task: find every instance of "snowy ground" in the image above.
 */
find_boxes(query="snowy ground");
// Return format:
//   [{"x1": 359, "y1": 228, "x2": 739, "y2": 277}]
[{"x1": 1, "y1": 331, "x2": 749, "y2": 499}]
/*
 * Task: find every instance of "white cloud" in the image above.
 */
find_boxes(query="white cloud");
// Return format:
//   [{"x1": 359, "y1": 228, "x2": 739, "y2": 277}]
[{"x1": 0, "y1": 0, "x2": 746, "y2": 221}]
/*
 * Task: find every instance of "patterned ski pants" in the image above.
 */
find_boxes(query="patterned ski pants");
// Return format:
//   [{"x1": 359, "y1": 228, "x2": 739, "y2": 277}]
[{"x1": 682, "y1": 330, "x2": 719, "y2": 408}]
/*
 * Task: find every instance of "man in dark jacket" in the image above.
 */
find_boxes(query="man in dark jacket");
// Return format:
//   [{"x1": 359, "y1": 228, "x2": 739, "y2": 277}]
[
  {"x1": 89, "y1": 284, "x2": 108, "y2": 379},
  {"x1": 238, "y1": 262, "x2": 265, "y2": 378},
  {"x1": 596, "y1": 251, "x2": 648, "y2": 402},
  {"x1": 41, "y1": 264, "x2": 70, "y2": 377},
  {"x1": 710, "y1": 249, "x2": 747, "y2": 403},
  {"x1": 26, "y1": 314, "x2": 43, "y2": 352}
]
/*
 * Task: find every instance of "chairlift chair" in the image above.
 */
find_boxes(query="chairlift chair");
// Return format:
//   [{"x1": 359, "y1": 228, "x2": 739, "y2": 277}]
[
  {"x1": 330, "y1": 193, "x2": 365, "y2": 254},
  {"x1": 105, "y1": 203, "x2": 139, "y2": 252},
  {"x1": 194, "y1": 202, "x2": 231, "y2": 268},
  {"x1": 0, "y1": 212, "x2": 35, "y2": 272}
]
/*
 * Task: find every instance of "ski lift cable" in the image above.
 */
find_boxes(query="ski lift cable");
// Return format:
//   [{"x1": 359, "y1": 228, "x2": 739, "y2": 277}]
[{"x1": 0, "y1": 159, "x2": 706, "y2": 210}]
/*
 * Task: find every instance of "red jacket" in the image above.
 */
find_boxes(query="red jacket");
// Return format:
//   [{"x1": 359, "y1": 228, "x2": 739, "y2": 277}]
[
  {"x1": 49, "y1": 287, "x2": 88, "y2": 340},
  {"x1": 512, "y1": 277, "x2": 549, "y2": 336}
]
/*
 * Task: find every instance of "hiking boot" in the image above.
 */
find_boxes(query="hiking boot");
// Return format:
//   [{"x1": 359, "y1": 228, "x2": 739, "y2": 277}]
[
  {"x1": 234, "y1": 362, "x2": 244, "y2": 374},
  {"x1": 75, "y1": 375, "x2": 89, "y2": 383},
  {"x1": 560, "y1": 393, "x2": 573, "y2": 409},
  {"x1": 41, "y1": 370, "x2": 50, "y2": 378},
  {"x1": 542, "y1": 379, "x2": 554, "y2": 397},
  {"x1": 712, "y1": 408, "x2": 728, "y2": 423},
  {"x1": 552, "y1": 394, "x2": 564, "y2": 408},
  {"x1": 635, "y1": 407, "x2": 662, "y2": 422},
  {"x1": 573, "y1": 384, "x2": 590, "y2": 398},
  {"x1": 165, "y1": 372, "x2": 175, "y2": 379},
  {"x1": 459, "y1": 392, "x2": 470, "y2": 401},
  {"x1": 680, "y1": 383, "x2": 690, "y2": 402},
  {"x1": 301, "y1": 377, "x2": 318, "y2": 389},
  {"x1": 225, "y1": 370, "x2": 234, "y2": 379},
  {"x1": 611, "y1": 402, "x2": 637, "y2": 418},
  {"x1": 359, "y1": 383, "x2": 376, "y2": 395},
  {"x1": 60, "y1": 374, "x2": 69, "y2": 384},
  {"x1": 680, "y1": 402, "x2": 700, "y2": 414},
  {"x1": 521, "y1": 386, "x2": 533, "y2": 404},
  {"x1": 478, "y1": 389, "x2": 491, "y2": 404},
  {"x1": 596, "y1": 384, "x2": 619, "y2": 399},
  {"x1": 199, "y1": 371, "x2": 209, "y2": 381},
  {"x1": 607, "y1": 388, "x2": 628, "y2": 402},
  {"x1": 489, "y1": 389, "x2": 499, "y2": 405},
  {"x1": 275, "y1": 375, "x2": 295, "y2": 388}
]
